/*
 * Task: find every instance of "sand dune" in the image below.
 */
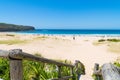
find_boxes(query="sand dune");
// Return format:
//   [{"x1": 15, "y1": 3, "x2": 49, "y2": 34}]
[{"x1": 0, "y1": 33, "x2": 120, "y2": 80}]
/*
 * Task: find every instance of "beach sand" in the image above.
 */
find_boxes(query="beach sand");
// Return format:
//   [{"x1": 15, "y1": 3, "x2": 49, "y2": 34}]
[{"x1": 0, "y1": 33, "x2": 120, "y2": 80}]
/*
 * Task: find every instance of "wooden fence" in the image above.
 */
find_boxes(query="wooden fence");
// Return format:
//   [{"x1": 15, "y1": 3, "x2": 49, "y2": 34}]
[{"x1": 0, "y1": 49, "x2": 83, "y2": 80}]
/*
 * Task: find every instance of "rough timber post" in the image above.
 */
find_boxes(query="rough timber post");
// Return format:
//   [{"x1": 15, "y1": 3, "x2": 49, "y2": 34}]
[
  {"x1": 93, "y1": 63, "x2": 102, "y2": 80},
  {"x1": 9, "y1": 49, "x2": 23, "y2": 80},
  {"x1": 71, "y1": 67, "x2": 75, "y2": 80},
  {"x1": 58, "y1": 66, "x2": 62, "y2": 78}
]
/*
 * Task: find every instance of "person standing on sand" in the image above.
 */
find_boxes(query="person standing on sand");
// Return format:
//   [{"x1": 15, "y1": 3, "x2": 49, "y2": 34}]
[
  {"x1": 74, "y1": 60, "x2": 85, "y2": 80},
  {"x1": 73, "y1": 36, "x2": 75, "y2": 40}
]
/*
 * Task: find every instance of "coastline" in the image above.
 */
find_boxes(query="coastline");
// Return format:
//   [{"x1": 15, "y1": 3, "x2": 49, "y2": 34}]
[
  {"x1": 0, "y1": 32, "x2": 120, "y2": 80},
  {"x1": 11, "y1": 31, "x2": 120, "y2": 37}
]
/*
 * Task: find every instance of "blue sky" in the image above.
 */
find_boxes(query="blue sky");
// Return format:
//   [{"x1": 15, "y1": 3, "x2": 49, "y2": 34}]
[{"x1": 0, "y1": 0, "x2": 120, "y2": 29}]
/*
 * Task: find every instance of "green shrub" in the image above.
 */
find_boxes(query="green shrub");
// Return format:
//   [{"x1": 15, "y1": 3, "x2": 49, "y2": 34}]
[
  {"x1": 98, "y1": 39, "x2": 120, "y2": 43},
  {"x1": 107, "y1": 39, "x2": 120, "y2": 42},
  {"x1": 0, "y1": 58, "x2": 9, "y2": 80},
  {"x1": 98, "y1": 39, "x2": 106, "y2": 42},
  {"x1": 0, "y1": 55, "x2": 74, "y2": 80},
  {"x1": 114, "y1": 62, "x2": 120, "y2": 67}
]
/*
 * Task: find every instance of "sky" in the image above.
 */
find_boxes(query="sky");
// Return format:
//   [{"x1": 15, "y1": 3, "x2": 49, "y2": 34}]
[{"x1": 0, "y1": 0, "x2": 120, "y2": 29}]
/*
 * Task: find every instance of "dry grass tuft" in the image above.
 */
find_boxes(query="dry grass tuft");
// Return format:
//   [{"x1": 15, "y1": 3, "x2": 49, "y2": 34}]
[
  {"x1": 0, "y1": 39, "x2": 27, "y2": 45},
  {"x1": 107, "y1": 42, "x2": 120, "y2": 53}
]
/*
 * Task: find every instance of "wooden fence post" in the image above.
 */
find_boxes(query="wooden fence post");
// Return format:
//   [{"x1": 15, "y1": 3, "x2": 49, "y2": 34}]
[
  {"x1": 74, "y1": 60, "x2": 85, "y2": 80},
  {"x1": 9, "y1": 49, "x2": 23, "y2": 80},
  {"x1": 71, "y1": 67, "x2": 75, "y2": 80},
  {"x1": 93, "y1": 63, "x2": 102, "y2": 80},
  {"x1": 10, "y1": 59, "x2": 23, "y2": 80},
  {"x1": 58, "y1": 66, "x2": 62, "y2": 78}
]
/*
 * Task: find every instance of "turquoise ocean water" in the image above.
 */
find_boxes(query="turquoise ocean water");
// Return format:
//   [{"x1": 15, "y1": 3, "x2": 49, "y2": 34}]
[{"x1": 16, "y1": 29, "x2": 120, "y2": 36}]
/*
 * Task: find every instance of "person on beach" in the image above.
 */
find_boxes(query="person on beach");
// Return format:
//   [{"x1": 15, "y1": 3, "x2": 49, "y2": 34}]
[
  {"x1": 74, "y1": 60, "x2": 85, "y2": 80},
  {"x1": 73, "y1": 36, "x2": 75, "y2": 40}
]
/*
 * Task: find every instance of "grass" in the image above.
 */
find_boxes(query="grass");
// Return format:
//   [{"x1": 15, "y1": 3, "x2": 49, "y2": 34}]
[
  {"x1": 0, "y1": 39, "x2": 27, "y2": 45},
  {"x1": 114, "y1": 61, "x2": 120, "y2": 67},
  {"x1": 98, "y1": 39, "x2": 106, "y2": 42},
  {"x1": 0, "y1": 58, "x2": 9, "y2": 80},
  {"x1": 93, "y1": 38, "x2": 120, "y2": 53},
  {"x1": 107, "y1": 43, "x2": 120, "y2": 53},
  {"x1": 93, "y1": 41, "x2": 106, "y2": 46},
  {"x1": 93, "y1": 38, "x2": 120, "y2": 45},
  {"x1": 0, "y1": 54, "x2": 74, "y2": 80},
  {"x1": 34, "y1": 36, "x2": 48, "y2": 40},
  {"x1": 92, "y1": 74, "x2": 103, "y2": 80},
  {"x1": 98, "y1": 39, "x2": 120, "y2": 42},
  {"x1": 5, "y1": 34, "x2": 15, "y2": 37},
  {"x1": 92, "y1": 39, "x2": 107, "y2": 46},
  {"x1": 107, "y1": 39, "x2": 120, "y2": 42}
]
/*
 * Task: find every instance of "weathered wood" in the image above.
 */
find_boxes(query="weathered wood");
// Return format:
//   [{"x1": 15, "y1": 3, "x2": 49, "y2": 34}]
[
  {"x1": 0, "y1": 49, "x2": 78, "y2": 80},
  {"x1": 10, "y1": 59, "x2": 23, "y2": 80},
  {"x1": 93, "y1": 63, "x2": 102, "y2": 80},
  {"x1": 0, "y1": 50, "x2": 9, "y2": 58},
  {"x1": 9, "y1": 50, "x2": 23, "y2": 80},
  {"x1": 9, "y1": 49, "x2": 74, "y2": 67},
  {"x1": 102, "y1": 63, "x2": 120, "y2": 80},
  {"x1": 93, "y1": 63, "x2": 101, "y2": 75},
  {"x1": 58, "y1": 66, "x2": 62, "y2": 78},
  {"x1": 74, "y1": 60, "x2": 85, "y2": 80},
  {"x1": 71, "y1": 67, "x2": 74, "y2": 80}
]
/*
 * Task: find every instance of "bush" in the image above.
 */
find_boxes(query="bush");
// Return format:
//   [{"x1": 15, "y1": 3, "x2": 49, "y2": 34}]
[
  {"x1": 98, "y1": 39, "x2": 106, "y2": 42},
  {"x1": 0, "y1": 56, "x2": 73, "y2": 80},
  {"x1": 0, "y1": 58, "x2": 9, "y2": 80},
  {"x1": 114, "y1": 62, "x2": 120, "y2": 67},
  {"x1": 107, "y1": 39, "x2": 120, "y2": 42}
]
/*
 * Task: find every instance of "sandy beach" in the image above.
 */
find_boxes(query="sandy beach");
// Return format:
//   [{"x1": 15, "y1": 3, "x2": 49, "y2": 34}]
[{"x1": 0, "y1": 33, "x2": 120, "y2": 80}]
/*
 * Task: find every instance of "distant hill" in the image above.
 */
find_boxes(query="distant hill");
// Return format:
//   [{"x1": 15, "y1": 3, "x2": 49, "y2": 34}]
[{"x1": 0, "y1": 23, "x2": 35, "y2": 31}]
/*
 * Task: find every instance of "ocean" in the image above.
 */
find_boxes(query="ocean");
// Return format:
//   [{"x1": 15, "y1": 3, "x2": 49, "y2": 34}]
[{"x1": 16, "y1": 29, "x2": 120, "y2": 35}]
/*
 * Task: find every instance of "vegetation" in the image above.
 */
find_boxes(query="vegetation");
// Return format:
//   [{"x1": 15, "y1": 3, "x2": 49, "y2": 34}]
[
  {"x1": 94, "y1": 38, "x2": 120, "y2": 53},
  {"x1": 107, "y1": 42, "x2": 120, "y2": 53},
  {"x1": 93, "y1": 38, "x2": 120, "y2": 46},
  {"x1": 0, "y1": 54, "x2": 74, "y2": 80},
  {"x1": 0, "y1": 23, "x2": 35, "y2": 31},
  {"x1": 0, "y1": 39, "x2": 27, "y2": 45},
  {"x1": 5, "y1": 34, "x2": 15, "y2": 37},
  {"x1": 98, "y1": 39, "x2": 106, "y2": 42},
  {"x1": 92, "y1": 74, "x2": 103, "y2": 80},
  {"x1": 114, "y1": 61, "x2": 120, "y2": 67},
  {"x1": 98, "y1": 39, "x2": 120, "y2": 42},
  {"x1": 0, "y1": 58, "x2": 9, "y2": 80},
  {"x1": 107, "y1": 39, "x2": 120, "y2": 42},
  {"x1": 34, "y1": 36, "x2": 48, "y2": 40},
  {"x1": 114, "y1": 56, "x2": 120, "y2": 67}
]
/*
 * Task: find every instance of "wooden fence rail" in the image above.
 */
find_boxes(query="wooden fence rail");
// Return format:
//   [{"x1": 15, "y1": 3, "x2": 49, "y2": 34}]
[{"x1": 0, "y1": 49, "x2": 84, "y2": 80}]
